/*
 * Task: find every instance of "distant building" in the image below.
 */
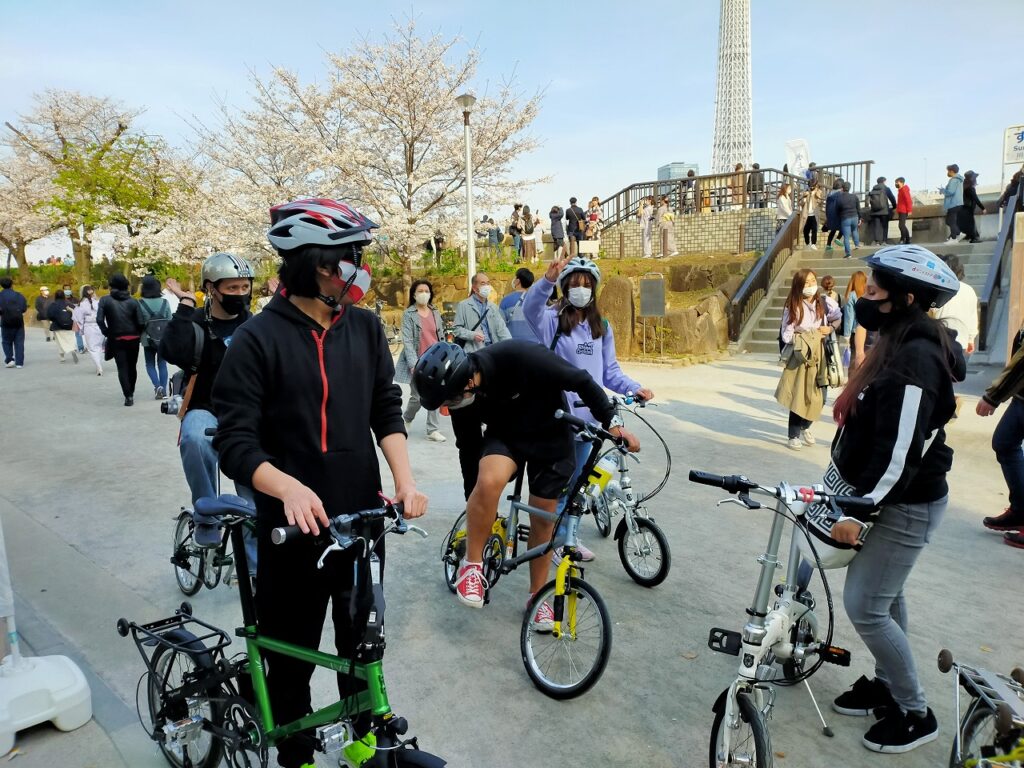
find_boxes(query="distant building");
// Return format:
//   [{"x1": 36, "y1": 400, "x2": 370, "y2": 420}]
[{"x1": 657, "y1": 162, "x2": 700, "y2": 181}]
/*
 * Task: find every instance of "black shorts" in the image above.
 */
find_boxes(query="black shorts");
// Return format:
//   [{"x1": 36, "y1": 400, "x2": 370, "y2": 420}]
[{"x1": 481, "y1": 432, "x2": 575, "y2": 500}]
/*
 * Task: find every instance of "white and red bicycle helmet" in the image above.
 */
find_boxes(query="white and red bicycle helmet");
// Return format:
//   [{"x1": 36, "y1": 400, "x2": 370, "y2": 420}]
[
  {"x1": 267, "y1": 198, "x2": 378, "y2": 252},
  {"x1": 863, "y1": 245, "x2": 960, "y2": 308}
]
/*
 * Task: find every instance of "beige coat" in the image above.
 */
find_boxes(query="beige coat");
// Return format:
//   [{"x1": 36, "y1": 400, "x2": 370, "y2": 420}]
[{"x1": 775, "y1": 330, "x2": 825, "y2": 421}]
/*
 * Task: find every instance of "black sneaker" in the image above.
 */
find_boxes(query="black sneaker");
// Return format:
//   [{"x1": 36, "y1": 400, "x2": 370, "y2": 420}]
[
  {"x1": 833, "y1": 676, "x2": 896, "y2": 716},
  {"x1": 984, "y1": 508, "x2": 1024, "y2": 531},
  {"x1": 862, "y1": 707, "x2": 938, "y2": 753}
]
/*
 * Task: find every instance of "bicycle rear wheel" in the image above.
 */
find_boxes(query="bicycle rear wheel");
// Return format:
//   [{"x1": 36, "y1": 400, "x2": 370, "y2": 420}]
[
  {"x1": 949, "y1": 699, "x2": 1006, "y2": 768},
  {"x1": 520, "y1": 576, "x2": 611, "y2": 699},
  {"x1": 709, "y1": 691, "x2": 772, "y2": 767},
  {"x1": 617, "y1": 516, "x2": 670, "y2": 587},
  {"x1": 146, "y1": 629, "x2": 224, "y2": 768},
  {"x1": 173, "y1": 510, "x2": 205, "y2": 597}
]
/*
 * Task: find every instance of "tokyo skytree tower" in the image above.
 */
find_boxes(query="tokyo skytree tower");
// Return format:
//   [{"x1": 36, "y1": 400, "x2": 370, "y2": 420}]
[{"x1": 711, "y1": 0, "x2": 752, "y2": 173}]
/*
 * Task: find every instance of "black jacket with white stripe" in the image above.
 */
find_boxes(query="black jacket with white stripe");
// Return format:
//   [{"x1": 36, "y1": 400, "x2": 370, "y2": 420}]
[{"x1": 826, "y1": 316, "x2": 966, "y2": 518}]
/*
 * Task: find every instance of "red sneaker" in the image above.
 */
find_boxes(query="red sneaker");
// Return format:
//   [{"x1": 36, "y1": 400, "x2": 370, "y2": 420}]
[
  {"x1": 529, "y1": 596, "x2": 555, "y2": 633},
  {"x1": 1004, "y1": 531, "x2": 1024, "y2": 549},
  {"x1": 984, "y1": 508, "x2": 1024, "y2": 531},
  {"x1": 454, "y1": 563, "x2": 486, "y2": 608}
]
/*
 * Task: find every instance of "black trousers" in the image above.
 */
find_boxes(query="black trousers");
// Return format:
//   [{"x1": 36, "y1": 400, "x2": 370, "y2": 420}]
[
  {"x1": 946, "y1": 206, "x2": 962, "y2": 239},
  {"x1": 257, "y1": 521, "x2": 381, "y2": 767},
  {"x1": 788, "y1": 411, "x2": 813, "y2": 439},
  {"x1": 450, "y1": 400, "x2": 484, "y2": 500},
  {"x1": 827, "y1": 226, "x2": 842, "y2": 246},
  {"x1": 109, "y1": 338, "x2": 140, "y2": 398},
  {"x1": 898, "y1": 213, "x2": 910, "y2": 243},
  {"x1": 869, "y1": 214, "x2": 888, "y2": 244},
  {"x1": 958, "y1": 208, "x2": 980, "y2": 240},
  {"x1": 803, "y1": 215, "x2": 818, "y2": 245}
]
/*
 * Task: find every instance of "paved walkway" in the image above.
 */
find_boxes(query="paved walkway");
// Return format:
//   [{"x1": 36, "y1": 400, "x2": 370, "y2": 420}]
[{"x1": 1, "y1": 330, "x2": 1019, "y2": 767}]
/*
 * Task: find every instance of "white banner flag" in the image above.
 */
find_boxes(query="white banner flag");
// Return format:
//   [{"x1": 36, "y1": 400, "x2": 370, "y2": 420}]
[{"x1": 785, "y1": 139, "x2": 812, "y2": 179}]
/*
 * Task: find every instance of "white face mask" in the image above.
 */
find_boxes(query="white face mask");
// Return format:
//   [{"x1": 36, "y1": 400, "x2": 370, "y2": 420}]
[
  {"x1": 447, "y1": 391, "x2": 476, "y2": 410},
  {"x1": 568, "y1": 287, "x2": 593, "y2": 308},
  {"x1": 414, "y1": 291, "x2": 430, "y2": 306},
  {"x1": 802, "y1": 285, "x2": 818, "y2": 298},
  {"x1": 478, "y1": 285, "x2": 492, "y2": 299}
]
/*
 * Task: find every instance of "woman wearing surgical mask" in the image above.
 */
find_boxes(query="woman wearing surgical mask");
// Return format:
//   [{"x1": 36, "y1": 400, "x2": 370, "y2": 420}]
[
  {"x1": 776, "y1": 269, "x2": 842, "y2": 449},
  {"x1": 521, "y1": 255, "x2": 653, "y2": 562},
  {"x1": 395, "y1": 280, "x2": 447, "y2": 442}
]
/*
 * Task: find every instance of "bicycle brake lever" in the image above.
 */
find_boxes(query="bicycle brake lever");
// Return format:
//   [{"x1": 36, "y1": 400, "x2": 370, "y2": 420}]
[
  {"x1": 716, "y1": 495, "x2": 762, "y2": 510},
  {"x1": 317, "y1": 541, "x2": 344, "y2": 569},
  {"x1": 405, "y1": 524, "x2": 428, "y2": 539}
]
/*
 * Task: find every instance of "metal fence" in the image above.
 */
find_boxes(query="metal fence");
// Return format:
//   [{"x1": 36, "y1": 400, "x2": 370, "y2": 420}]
[
  {"x1": 979, "y1": 180, "x2": 1022, "y2": 351},
  {"x1": 728, "y1": 211, "x2": 801, "y2": 342}
]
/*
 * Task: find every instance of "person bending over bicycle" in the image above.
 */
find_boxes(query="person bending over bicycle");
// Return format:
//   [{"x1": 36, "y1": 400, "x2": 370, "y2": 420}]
[
  {"x1": 522, "y1": 254, "x2": 653, "y2": 561},
  {"x1": 160, "y1": 252, "x2": 258, "y2": 569},
  {"x1": 824, "y1": 245, "x2": 965, "y2": 754},
  {"x1": 413, "y1": 339, "x2": 638, "y2": 628},
  {"x1": 212, "y1": 198, "x2": 428, "y2": 768}
]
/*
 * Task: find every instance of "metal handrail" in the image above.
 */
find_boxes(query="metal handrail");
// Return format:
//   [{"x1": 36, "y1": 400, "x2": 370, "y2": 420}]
[
  {"x1": 729, "y1": 212, "x2": 801, "y2": 342},
  {"x1": 978, "y1": 184, "x2": 1020, "y2": 351}
]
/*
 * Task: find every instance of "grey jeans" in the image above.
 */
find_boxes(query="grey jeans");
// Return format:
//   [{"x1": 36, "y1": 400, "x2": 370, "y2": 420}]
[
  {"x1": 843, "y1": 497, "x2": 947, "y2": 715},
  {"x1": 404, "y1": 378, "x2": 440, "y2": 433}
]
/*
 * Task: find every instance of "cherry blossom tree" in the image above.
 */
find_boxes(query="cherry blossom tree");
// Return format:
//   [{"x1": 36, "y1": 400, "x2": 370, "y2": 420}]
[{"x1": 0, "y1": 150, "x2": 59, "y2": 280}]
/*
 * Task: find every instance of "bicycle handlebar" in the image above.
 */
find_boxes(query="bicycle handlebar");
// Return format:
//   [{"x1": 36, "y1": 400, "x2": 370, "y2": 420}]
[
  {"x1": 271, "y1": 502, "x2": 407, "y2": 546},
  {"x1": 688, "y1": 469, "x2": 876, "y2": 514},
  {"x1": 554, "y1": 409, "x2": 622, "y2": 446},
  {"x1": 572, "y1": 392, "x2": 646, "y2": 410}
]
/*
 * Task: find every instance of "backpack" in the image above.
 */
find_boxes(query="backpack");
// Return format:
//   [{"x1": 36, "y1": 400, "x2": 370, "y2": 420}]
[
  {"x1": 868, "y1": 188, "x2": 886, "y2": 213},
  {"x1": 523, "y1": 216, "x2": 535, "y2": 235},
  {"x1": 140, "y1": 298, "x2": 170, "y2": 348}
]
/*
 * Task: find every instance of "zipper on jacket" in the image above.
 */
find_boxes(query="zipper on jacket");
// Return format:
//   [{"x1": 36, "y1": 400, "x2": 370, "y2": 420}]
[{"x1": 312, "y1": 329, "x2": 329, "y2": 453}]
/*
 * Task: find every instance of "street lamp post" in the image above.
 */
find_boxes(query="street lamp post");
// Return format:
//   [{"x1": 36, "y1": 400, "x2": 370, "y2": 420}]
[{"x1": 456, "y1": 93, "x2": 477, "y2": 282}]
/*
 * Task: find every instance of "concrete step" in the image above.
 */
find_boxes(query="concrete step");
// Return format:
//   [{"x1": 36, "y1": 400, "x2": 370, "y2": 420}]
[{"x1": 746, "y1": 340, "x2": 785, "y2": 355}]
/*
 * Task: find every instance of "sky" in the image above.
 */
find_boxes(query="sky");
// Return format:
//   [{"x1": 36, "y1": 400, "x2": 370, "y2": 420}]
[{"x1": 3, "y1": 0, "x2": 1023, "y2": 234}]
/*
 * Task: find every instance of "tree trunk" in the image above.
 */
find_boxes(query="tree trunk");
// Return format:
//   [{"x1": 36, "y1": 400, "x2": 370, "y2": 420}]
[
  {"x1": 67, "y1": 225, "x2": 93, "y2": 283},
  {"x1": 13, "y1": 242, "x2": 30, "y2": 282}
]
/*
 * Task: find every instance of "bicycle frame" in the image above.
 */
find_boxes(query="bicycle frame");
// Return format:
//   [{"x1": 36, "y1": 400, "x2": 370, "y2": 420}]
[{"x1": 226, "y1": 523, "x2": 393, "y2": 747}]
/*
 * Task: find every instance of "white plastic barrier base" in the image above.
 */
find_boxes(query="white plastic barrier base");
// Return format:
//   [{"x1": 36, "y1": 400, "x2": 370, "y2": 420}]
[{"x1": 0, "y1": 654, "x2": 92, "y2": 755}]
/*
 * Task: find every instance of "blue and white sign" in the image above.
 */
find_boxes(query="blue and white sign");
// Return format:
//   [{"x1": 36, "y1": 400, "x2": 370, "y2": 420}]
[{"x1": 1005, "y1": 125, "x2": 1024, "y2": 164}]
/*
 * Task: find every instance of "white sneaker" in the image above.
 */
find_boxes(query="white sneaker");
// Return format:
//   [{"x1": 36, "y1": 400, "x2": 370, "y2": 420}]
[
  {"x1": 426, "y1": 431, "x2": 447, "y2": 442},
  {"x1": 4, "y1": 361, "x2": 13, "y2": 368},
  {"x1": 945, "y1": 237, "x2": 956, "y2": 243},
  {"x1": 801, "y1": 430, "x2": 816, "y2": 446},
  {"x1": 808, "y1": 244, "x2": 818, "y2": 250},
  {"x1": 787, "y1": 438, "x2": 803, "y2": 450}
]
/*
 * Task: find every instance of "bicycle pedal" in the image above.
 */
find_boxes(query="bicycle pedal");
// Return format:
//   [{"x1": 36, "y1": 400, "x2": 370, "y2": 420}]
[
  {"x1": 708, "y1": 627, "x2": 742, "y2": 656},
  {"x1": 817, "y1": 644, "x2": 851, "y2": 667}
]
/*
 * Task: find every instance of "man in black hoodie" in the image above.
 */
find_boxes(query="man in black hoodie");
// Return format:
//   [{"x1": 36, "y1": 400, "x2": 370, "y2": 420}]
[
  {"x1": 96, "y1": 273, "x2": 144, "y2": 404},
  {"x1": 160, "y1": 253, "x2": 255, "y2": 501},
  {"x1": 0, "y1": 277, "x2": 28, "y2": 368}
]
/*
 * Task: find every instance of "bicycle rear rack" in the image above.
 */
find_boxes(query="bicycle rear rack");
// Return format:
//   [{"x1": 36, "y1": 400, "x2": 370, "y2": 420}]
[{"x1": 117, "y1": 602, "x2": 233, "y2": 672}]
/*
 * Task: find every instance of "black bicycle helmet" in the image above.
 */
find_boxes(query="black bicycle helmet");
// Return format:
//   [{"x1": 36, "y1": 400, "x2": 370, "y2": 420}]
[{"x1": 413, "y1": 342, "x2": 472, "y2": 410}]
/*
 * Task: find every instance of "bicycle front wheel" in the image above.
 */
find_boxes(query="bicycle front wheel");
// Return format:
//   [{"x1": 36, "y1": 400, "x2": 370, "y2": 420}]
[
  {"x1": 617, "y1": 516, "x2": 671, "y2": 587},
  {"x1": 949, "y1": 699, "x2": 1001, "y2": 768},
  {"x1": 593, "y1": 493, "x2": 612, "y2": 538},
  {"x1": 172, "y1": 511, "x2": 204, "y2": 597},
  {"x1": 520, "y1": 576, "x2": 611, "y2": 699},
  {"x1": 147, "y1": 630, "x2": 224, "y2": 768},
  {"x1": 709, "y1": 691, "x2": 772, "y2": 767}
]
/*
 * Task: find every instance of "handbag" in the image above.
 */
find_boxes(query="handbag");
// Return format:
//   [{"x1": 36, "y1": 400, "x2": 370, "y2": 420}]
[{"x1": 816, "y1": 332, "x2": 845, "y2": 388}]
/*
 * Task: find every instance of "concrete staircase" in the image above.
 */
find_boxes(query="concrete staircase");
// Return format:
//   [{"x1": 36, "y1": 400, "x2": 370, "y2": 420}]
[{"x1": 742, "y1": 241, "x2": 994, "y2": 355}]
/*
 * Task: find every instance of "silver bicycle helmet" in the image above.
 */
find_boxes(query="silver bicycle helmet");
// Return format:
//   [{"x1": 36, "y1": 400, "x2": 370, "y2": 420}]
[
  {"x1": 267, "y1": 198, "x2": 378, "y2": 252},
  {"x1": 201, "y1": 252, "x2": 255, "y2": 286},
  {"x1": 863, "y1": 244, "x2": 960, "y2": 308},
  {"x1": 558, "y1": 257, "x2": 601, "y2": 290}
]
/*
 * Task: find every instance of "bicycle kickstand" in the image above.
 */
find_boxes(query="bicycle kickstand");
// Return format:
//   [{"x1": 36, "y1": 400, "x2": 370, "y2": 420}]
[{"x1": 804, "y1": 679, "x2": 834, "y2": 737}]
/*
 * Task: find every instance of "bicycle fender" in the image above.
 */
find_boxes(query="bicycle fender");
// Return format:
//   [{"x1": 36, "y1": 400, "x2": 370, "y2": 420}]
[
  {"x1": 392, "y1": 749, "x2": 447, "y2": 767},
  {"x1": 612, "y1": 518, "x2": 628, "y2": 542},
  {"x1": 711, "y1": 687, "x2": 729, "y2": 715}
]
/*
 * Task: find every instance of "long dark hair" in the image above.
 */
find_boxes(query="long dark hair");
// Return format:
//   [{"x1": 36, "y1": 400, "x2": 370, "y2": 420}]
[
  {"x1": 80, "y1": 284, "x2": 96, "y2": 308},
  {"x1": 556, "y1": 271, "x2": 605, "y2": 339},
  {"x1": 833, "y1": 270, "x2": 955, "y2": 425},
  {"x1": 783, "y1": 269, "x2": 822, "y2": 328},
  {"x1": 408, "y1": 279, "x2": 434, "y2": 307}
]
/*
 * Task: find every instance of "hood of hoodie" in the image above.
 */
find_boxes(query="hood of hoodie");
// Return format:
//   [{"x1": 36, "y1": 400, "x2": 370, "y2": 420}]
[
  {"x1": 882, "y1": 311, "x2": 967, "y2": 382},
  {"x1": 109, "y1": 289, "x2": 133, "y2": 301}
]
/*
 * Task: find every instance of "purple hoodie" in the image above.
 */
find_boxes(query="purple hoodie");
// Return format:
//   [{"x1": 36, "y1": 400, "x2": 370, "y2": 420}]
[{"x1": 523, "y1": 276, "x2": 641, "y2": 424}]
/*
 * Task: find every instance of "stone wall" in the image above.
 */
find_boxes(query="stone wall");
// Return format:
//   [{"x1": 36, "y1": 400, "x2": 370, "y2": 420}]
[{"x1": 599, "y1": 207, "x2": 775, "y2": 259}]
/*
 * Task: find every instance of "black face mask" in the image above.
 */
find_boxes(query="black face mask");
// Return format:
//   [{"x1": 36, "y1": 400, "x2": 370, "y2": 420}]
[
  {"x1": 218, "y1": 293, "x2": 250, "y2": 316},
  {"x1": 854, "y1": 297, "x2": 893, "y2": 332}
]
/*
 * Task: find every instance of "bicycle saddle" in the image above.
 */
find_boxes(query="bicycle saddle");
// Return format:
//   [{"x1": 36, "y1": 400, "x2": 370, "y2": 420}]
[{"x1": 193, "y1": 494, "x2": 257, "y2": 546}]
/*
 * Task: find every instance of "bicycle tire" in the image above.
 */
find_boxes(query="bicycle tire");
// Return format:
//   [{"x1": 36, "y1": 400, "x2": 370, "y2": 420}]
[
  {"x1": 709, "y1": 691, "x2": 772, "y2": 768},
  {"x1": 173, "y1": 511, "x2": 204, "y2": 597},
  {"x1": 949, "y1": 699, "x2": 1002, "y2": 768},
  {"x1": 146, "y1": 629, "x2": 225, "y2": 768},
  {"x1": 617, "y1": 516, "x2": 671, "y2": 587},
  {"x1": 593, "y1": 493, "x2": 612, "y2": 538},
  {"x1": 520, "y1": 576, "x2": 611, "y2": 699},
  {"x1": 203, "y1": 541, "x2": 227, "y2": 591},
  {"x1": 441, "y1": 512, "x2": 467, "y2": 594}
]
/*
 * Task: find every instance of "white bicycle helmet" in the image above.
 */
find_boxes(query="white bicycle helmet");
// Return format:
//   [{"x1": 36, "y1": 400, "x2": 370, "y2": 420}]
[
  {"x1": 201, "y1": 252, "x2": 255, "y2": 285},
  {"x1": 863, "y1": 245, "x2": 960, "y2": 308},
  {"x1": 558, "y1": 257, "x2": 601, "y2": 290},
  {"x1": 267, "y1": 198, "x2": 378, "y2": 252}
]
